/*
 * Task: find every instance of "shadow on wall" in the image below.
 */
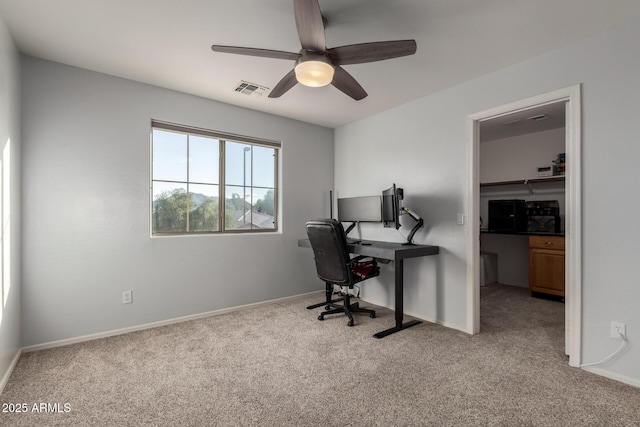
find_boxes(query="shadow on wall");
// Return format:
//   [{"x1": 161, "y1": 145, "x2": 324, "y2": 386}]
[{"x1": 402, "y1": 191, "x2": 466, "y2": 326}]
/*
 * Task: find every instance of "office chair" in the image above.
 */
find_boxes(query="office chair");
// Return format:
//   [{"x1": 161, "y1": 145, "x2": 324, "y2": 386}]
[{"x1": 305, "y1": 219, "x2": 378, "y2": 326}]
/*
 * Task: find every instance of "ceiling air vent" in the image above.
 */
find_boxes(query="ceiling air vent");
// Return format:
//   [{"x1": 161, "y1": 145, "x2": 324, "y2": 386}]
[
  {"x1": 233, "y1": 81, "x2": 269, "y2": 97},
  {"x1": 527, "y1": 114, "x2": 549, "y2": 121}
]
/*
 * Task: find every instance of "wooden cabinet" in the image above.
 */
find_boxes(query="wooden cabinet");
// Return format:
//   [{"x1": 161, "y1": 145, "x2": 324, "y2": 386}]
[{"x1": 529, "y1": 235, "x2": 565, "y2": 297}]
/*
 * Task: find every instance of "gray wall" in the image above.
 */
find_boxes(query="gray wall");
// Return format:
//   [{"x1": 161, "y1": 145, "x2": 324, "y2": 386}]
[
  {"x1": 335, "y1": 18, "x2": 640, "y2": 383},
  {"x1": 21, "y1": 57, "x2": 333, "y2": 347},
  {"x1": 0, "y1": 15, "x2": 21, "y2": 386}
]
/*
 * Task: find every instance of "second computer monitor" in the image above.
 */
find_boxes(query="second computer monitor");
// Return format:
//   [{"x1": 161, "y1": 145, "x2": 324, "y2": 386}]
[
  {"x1": 382, "y1": 184, "x2": 401, "y2": 229},
  {"x1": 337, "y1": 196, "x2": 382, "y2": 223}
]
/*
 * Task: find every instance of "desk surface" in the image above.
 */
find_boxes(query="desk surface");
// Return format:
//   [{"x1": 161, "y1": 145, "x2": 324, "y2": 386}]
[{"x1": 297, "y1": 238, "x2": 439, "y2": 261}]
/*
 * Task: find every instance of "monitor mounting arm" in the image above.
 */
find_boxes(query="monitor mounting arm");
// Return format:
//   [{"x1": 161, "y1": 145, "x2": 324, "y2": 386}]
[
  {"x1": 400, "y1": 207, "x2": 424, "y2": 245},
  {"x1": 344, "y1": 221, "x2": 357, "y2": 235}
]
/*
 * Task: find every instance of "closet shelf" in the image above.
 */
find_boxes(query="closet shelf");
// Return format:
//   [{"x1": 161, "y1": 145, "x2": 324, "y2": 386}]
[{"x1": 480, "y1": 176, "x2": 565, "y2": 188}]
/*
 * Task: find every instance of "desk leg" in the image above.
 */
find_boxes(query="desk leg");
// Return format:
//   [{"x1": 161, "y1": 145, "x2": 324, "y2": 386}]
[{"x1": 373, "y1": 259, "x2": 422, "y2": 338}]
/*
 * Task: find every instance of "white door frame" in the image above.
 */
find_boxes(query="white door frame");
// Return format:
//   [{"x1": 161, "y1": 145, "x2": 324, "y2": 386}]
[{"x1": 466, "y1": 85, "x2": 582, "y2": 367}]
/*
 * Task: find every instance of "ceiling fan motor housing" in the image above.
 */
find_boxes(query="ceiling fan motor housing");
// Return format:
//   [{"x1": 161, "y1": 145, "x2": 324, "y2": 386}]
[{"x1": 295, "y1": 50, "x2": 334, "y2": 87}]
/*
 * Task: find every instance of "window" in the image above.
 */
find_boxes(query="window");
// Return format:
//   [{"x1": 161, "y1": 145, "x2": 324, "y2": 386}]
[{"x1": 151, "y1": 121, "x2": 279, "y2": 235}]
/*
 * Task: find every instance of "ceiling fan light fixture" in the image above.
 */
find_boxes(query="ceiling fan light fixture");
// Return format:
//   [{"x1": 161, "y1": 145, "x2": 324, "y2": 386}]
[
  {"x1": 211, "y1": 1, "x2": 417, "y2": 100},
  {"x1": 294, "y1": 57, "x2": 334, "y2": 87}
]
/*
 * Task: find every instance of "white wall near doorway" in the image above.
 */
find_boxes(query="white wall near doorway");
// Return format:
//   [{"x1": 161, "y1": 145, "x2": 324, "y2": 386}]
[{"x1": 480, "y1": 127, "x2": 565, "y2": 183}]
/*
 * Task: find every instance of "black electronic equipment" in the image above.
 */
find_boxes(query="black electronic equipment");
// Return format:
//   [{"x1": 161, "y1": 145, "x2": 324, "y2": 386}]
[
  {"x1": 526, "y1": 200, "x2": 561, "y2": 233},
  {"x1": 337, "y1": 196, "x2": 382, "y2": 223},
  {"x1": 382, "y1": 184, "x2": 424, "y2": 245},
  {"x1": 525, "y1": 200, "x2": 560, "y2": 216},
  {"x1": 488, "y1": 199, "x2": 527, "y2": 232},
  {"x1": 337, "y1": 195, "x2": 382, "y2": 236},
  {"x1": 382, "y1": 184, "x2": 401, "y2": 230}
]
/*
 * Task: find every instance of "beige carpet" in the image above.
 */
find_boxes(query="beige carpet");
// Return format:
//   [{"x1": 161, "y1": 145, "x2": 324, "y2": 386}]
[{"x1": 1, "y1": 283, "x2": 638, "y2": 426}]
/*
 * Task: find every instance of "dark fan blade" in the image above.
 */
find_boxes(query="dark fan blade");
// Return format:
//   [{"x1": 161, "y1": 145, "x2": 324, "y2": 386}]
[
  {"x1": 331, "y1": 66, "x2": 367, "y2": 101},
  {"x1": 268, "y1": 69, "x2": 298, "y2": 98},
  {"x1": 328, "y1": 40, "x2": 417, "y2": 65},
  {"x1": 294, "y1": 0, "x2": 326, "y2": 51},
  {"x1": 211, "y1": 45, "x2": 300, "y2": 61}
]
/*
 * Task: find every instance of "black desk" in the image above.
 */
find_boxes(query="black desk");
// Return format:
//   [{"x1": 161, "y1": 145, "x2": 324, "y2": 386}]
[{"x1": 298, "y1": 239, "x2": 439, "y2": 338}]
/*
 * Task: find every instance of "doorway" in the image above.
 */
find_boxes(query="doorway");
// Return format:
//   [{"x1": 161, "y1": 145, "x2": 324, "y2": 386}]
[{"x1": 466, "y1": 85, "x2": 582, "y2": 367}]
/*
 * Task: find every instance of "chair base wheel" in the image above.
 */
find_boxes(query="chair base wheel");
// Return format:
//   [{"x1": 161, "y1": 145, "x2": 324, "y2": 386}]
[{"x1": 316, "y1": 295, "x2": 375, "y2": 327}]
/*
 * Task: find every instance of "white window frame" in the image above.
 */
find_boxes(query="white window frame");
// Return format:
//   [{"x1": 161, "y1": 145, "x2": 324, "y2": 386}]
[{"x1": 150, "y1": 120, "x2": 280, "y2": 236}]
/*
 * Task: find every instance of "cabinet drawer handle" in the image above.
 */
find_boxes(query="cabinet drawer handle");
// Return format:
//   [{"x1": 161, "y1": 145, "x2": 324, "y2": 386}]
[{"x1": 544, "y1": 242, "x2": 553, "y2": 246}]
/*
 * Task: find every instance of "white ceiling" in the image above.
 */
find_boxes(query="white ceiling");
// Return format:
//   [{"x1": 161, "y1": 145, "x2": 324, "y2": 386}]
[
  {"x1": 1, "y1": 0, "x2": 640, "y2": 128},
  {"x1": 480, "y1": 102, "x2": 566, "y2": 142}
]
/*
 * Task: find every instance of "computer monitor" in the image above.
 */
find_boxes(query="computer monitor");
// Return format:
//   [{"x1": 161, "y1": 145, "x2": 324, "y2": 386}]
[
  {"x1": 337, "y1": 196, "x2": 382, "y2": 223},
  {"x1": 383, "y1": 183, "x2": 424, "y2": 245},
  {"x1": 382, "y1": 184, "x2": 402, "y2": 230}
]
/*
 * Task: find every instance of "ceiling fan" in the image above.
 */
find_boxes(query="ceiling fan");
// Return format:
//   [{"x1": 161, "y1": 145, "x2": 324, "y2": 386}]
[{"x1": 211, "y1": 0, "x2": 417, "y2": 101}]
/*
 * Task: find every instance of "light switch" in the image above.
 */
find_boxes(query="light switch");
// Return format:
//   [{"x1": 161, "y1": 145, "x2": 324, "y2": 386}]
[{"x1": 457, "y1": 213, "x2": 465, "y2": 225}]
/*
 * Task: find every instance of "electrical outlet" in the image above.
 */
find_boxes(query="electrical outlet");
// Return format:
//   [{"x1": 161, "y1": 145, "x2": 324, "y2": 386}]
[
  {"x1": 610, "y1": 321, "x2": 625, "y2": 340},
  {"x1": 122, "y1": 290, "x2": 133, "y2": 304}
]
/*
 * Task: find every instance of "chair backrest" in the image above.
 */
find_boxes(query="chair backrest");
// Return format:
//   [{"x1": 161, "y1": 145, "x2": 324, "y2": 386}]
[{"x1": 305, "y1": 219, "x2": 352, "y2": 285}]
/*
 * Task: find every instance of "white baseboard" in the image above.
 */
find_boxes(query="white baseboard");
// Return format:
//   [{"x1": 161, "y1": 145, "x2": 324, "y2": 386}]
[
  {"x1": 22, "y1": 291, "x2": 320, "y2": 353},
  {"x1": 404, "y1": 308, "x2": 470, "y2": 334},
  {"x1": 359, "y1": 298, "x2": 471, "y2": 334},
  {"x1": 0, "y1": 348, "x2": 22, "y2": 394},
  {"x1": 581, "y1": 366, "x2": 640, "y2": 388}
]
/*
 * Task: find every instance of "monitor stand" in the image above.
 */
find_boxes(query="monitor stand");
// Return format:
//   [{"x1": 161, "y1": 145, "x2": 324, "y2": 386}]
[
  {"x1": 344, "y1": 221, "x2": 357, "y2": 236},
  {"x1": 402, "y1": 208, "x2": 424, "y2": 245}
]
